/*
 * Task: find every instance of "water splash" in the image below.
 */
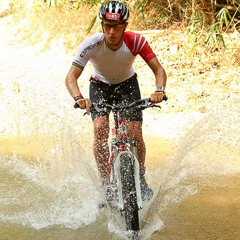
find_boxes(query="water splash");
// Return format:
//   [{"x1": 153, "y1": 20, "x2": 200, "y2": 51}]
[
  {"x1": 0, "y1": 153, "x2": 100, "y2": 230},
  {"x1": 140, "y1": 97, "x2": 240, "y2": 237},
  {"x1": 1, "y1": 30, "x2": 239, "y2": 238}
]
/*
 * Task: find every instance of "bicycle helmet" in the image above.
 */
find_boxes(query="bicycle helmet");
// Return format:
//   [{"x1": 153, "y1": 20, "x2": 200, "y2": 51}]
[{"x1": 99, "y1": 1, "x2": 129, "y2": 22}]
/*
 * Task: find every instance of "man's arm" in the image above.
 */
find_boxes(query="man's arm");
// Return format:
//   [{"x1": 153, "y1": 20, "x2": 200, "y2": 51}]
[
  {"x1": 146, "y1": 57, "x2": 167, "y2": 103},
  {"x1": 65, "y1": 65, "x2": 92, "y2": 113},
  {"x1": 65, "y1": 65, "x2": 83, "y2": 97}
]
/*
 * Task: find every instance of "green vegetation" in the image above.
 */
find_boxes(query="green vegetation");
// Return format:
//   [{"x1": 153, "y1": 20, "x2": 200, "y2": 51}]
[{"x1": 8, "y1": 0, "x2": 240, "y2": 54}]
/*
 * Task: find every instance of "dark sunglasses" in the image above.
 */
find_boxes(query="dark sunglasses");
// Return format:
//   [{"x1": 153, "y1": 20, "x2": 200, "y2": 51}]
[{"x1": 101, "y1": 22, "x2": 126, "y2": 31}]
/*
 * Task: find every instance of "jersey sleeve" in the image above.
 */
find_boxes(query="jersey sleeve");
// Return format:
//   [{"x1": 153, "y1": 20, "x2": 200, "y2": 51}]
[
  {"x1": 72, "y1": 33, "x2": 103, "y2": 70},
  {"x1": 123, "y1": 31, "x2": 156, "y2": 62}
]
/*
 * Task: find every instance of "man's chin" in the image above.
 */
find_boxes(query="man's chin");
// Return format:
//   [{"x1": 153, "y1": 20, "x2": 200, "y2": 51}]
[{"x1": 107, "y1": 40, "x2": 119, "y2": 46}]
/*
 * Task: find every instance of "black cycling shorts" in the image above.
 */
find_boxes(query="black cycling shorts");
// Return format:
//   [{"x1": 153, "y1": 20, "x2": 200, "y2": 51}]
[{"x1": 89, "y1": 73, "x2": 143, "y2": 122}]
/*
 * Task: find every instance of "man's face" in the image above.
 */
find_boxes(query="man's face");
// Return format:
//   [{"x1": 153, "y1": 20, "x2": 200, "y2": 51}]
[{"x1": 102, "y1": 19, "x2": 127, "y2": 48}]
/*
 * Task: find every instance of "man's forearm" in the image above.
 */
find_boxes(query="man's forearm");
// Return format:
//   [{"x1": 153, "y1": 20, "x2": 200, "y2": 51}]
[
  {"x1": 155, "y1": 67, "x2": 167, "y2": 88},
  {"x1": 65, "y1": 76, "x2": 82, "y2": 98},
  {"x1": 65, "y1": 65, "x2": 83, "y2": 99}
]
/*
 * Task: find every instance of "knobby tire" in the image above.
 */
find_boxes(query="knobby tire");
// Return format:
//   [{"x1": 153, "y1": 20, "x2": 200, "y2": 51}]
[{"x1": 120, "y1": 154, "x2": 139, "y2": 233}]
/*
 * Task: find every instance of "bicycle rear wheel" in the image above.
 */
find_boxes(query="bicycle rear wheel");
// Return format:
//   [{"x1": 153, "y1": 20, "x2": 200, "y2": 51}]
[{"x1": 120, "y1": 154, "x2": 139, "y2": 233}]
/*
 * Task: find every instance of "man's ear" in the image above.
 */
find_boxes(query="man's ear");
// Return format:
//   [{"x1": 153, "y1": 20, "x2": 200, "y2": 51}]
[
  {"x1": 101, "y1": 21, "x2": 105, "y2": 33},
  {"x1": 124, "y1": 22, "x2": 128, "y2": 30}
]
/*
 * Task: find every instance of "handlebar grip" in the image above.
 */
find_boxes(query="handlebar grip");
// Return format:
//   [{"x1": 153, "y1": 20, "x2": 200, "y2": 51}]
[
  {"x1": 74, "y1": 102, "x2": 80, "y2": 108},
  {"x1": 149, "y1": 95, "x2": 168, "y2": 102},
  {"x1": 163, "y1": 95, "x2": 168, "y2": 101}
]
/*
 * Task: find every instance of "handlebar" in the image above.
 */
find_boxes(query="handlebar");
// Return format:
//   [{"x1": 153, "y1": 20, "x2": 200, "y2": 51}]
[{"x1": 74, "y1": 95, "x2": 168, "y2": 113}]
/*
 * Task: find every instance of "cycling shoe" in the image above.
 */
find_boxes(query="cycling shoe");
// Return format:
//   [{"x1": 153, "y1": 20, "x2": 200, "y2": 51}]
[
  {"x1": 140, "y1": 167, "x2": 154, "y2": 201},
  {"x1": 141, "y1": 187, "x2": 154, "y2": 200},
  {"x1": 105, "y1": 184, "x2": 118, "y2": 202}
]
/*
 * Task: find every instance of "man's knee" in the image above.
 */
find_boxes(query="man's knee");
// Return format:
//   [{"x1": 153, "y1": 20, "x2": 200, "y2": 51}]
[
  {"x1": 127, "y1": 121, "x2": 143, "y2": 139},
  {"x1": 93, "y1": 116, "x2": 109, "y2": 138}
]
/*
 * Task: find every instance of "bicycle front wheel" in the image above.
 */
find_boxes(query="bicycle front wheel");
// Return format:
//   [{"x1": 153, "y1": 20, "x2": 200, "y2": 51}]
[{"x1": 120, "y1": 154, "x2": 139, "y2": 233}]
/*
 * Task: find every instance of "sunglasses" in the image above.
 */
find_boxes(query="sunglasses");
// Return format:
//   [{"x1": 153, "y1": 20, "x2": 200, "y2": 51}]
[{"x1": 101, "y1": 22, "x2": 126, "y2": 31}]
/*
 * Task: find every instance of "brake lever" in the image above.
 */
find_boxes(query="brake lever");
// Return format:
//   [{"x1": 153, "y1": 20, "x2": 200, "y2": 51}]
[
  {"x1": 147, "y1": 95, "x2": 167, "y2": 109},
  {"x1": 149, "y1": 104, "x2": 161, "y2": 109},
  {"x1": 138, "y1": 98, "x2": 151, "y2": 109}
]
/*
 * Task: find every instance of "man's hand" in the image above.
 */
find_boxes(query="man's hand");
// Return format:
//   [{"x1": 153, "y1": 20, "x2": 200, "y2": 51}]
[
  {"x1": 76, "y1": 98, "x2": 92, "y2": 114},
  {"x1": 150, "y1": 91, "x2": 164, "y2": 103}
]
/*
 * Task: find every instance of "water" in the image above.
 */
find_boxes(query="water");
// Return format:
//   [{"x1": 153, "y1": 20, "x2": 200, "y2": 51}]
[
  {"x1": 1, "y1": 8, "x2": 240, "y2": 240},
  {"x1": 1, "y1": 107, "x2": 240, "y2": 240}
]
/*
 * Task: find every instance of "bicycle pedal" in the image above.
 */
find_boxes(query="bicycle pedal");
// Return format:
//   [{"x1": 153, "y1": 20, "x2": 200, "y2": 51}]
[
  {"x1": 105, "y1": 185, "x2": 118, "y2": 202},
  {"x1": 141, "y1": 188, "x2": 154, "y2": 201}
]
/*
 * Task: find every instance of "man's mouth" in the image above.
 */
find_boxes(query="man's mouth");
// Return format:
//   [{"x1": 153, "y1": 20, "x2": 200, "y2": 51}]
[{"x1": 109, "y1": 37, "x2": 116, "y2": 41}]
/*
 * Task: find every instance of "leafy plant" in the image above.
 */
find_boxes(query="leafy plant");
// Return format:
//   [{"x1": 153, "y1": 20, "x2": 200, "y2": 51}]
[
  {"x1": 205, "y1": 22, "x2": 225, "y2": 49},
  {"x1": 217, "y1": 7, "x2": 232, "y2": 29},
  {"x1": 205, "y1": 7, "x2": 231, "y2": 50},
  {"x1": 188, "y1": 10, "x2": 204, "y2": 36},
  {"x1": 187, "y1": 10, "x2": 204, "y2": 55},
  {"x1": 134, "y1": 0, "x2": 149, "y2": 14},
  {"x1": 86, "y1": 15, "x2": 97, "y2": 34}
]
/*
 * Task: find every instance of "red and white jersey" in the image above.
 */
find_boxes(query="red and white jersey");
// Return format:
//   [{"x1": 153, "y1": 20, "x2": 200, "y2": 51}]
[{"x1": 73, "y1": 31, "x2": 156, "y2": 84}]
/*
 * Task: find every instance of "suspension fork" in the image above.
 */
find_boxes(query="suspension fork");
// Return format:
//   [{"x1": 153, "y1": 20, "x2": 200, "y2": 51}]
[
  {"x1": 130, "y1": 139, "x2": 142, "y2": 209},
  {"x1": 108, "y1": 127, "x2": 117, "y2": 177}
]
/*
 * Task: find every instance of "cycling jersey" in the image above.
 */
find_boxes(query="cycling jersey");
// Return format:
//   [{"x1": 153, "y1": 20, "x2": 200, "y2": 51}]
[{"x1": 72, "y1": 31, "x2": 156, "y2": 84}]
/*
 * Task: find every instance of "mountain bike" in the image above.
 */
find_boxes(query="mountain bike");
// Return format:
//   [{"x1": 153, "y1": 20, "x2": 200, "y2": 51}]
[{"x1": 74, "y1": 97, "x2": 167, "y2": 239}]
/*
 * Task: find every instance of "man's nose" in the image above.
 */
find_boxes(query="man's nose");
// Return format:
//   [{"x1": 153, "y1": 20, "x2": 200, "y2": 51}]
[{"x1": 109, "y1": 27, "x2": 115, "y2": 34}]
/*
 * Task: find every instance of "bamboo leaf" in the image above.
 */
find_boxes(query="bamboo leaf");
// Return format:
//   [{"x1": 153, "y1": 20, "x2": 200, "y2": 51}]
[{"x1": 86, "y1": 16, "x2": 97, "y2": 34}]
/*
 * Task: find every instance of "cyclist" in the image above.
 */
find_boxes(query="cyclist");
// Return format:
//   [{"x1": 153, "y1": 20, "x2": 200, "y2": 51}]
[{"x1": 65, "y1": 1, "x2": 167, "y2": 200}]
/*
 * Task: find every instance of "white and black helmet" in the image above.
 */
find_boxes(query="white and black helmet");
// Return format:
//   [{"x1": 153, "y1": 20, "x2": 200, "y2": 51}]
[{"x1": 99, "y1": 1, "x2": 129, "y2": 22}]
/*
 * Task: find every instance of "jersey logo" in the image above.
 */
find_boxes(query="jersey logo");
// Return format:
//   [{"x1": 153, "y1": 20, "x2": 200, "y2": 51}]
[{"x1": 80, "y1": 40, "x2": 102, "y2": 58}]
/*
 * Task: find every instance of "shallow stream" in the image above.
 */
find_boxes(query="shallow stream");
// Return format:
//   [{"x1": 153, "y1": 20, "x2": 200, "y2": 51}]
[{"x1": 1, "y1": 6, "x2": 240, "y2": 239}]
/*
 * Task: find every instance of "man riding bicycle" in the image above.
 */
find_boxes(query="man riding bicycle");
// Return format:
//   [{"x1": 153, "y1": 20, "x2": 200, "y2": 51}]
[{"x1": 65, "y1": 1, "x2": 167, "y2": 200}]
